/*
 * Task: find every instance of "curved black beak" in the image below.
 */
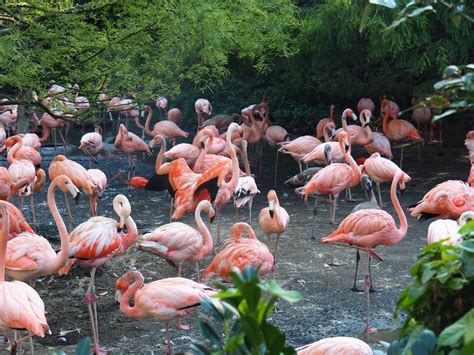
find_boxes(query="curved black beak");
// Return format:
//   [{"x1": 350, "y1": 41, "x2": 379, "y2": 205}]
[
  {"x1": 201, "y1": 142, "x2": 205, "y2": 149},
  {"x1": 117, "y1": 226, "x2": 123, "y2": 233},
  {"x1": 363, "y1": 123, "x2": 370, "y2": 128},
  {"x1": 74, "y1": 192, "x2": 81, "y2": 205},
  {"x1": 269, "y1": 210, "x2": 274, "y2": 218},
  {"x1": 210, "y1": 215, "x2": 215, "y2": 224}
]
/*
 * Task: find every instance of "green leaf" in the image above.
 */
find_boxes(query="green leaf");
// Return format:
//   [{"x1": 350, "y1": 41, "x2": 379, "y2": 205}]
[
  {"x1": 75, "y1": 337, "x2": 92, "y2": 355},
  {"x1": 199, "y1": 321, "x2": 223, "y2": 350},
  {"x1": 459, "y1": 240, "x2": 474, "y2": 253},
  {"x1": 421, "y1": 268, "x2": 436, "y2": 284},
  {"x1": 190, "y1": 342, "x2": 213, "y2": 355},
  {"x1": 260, "y1": 280, "x2": 302, "y2": 303},
  {"x1": 433, "y1": 109, "x2": 458, "y2": 121},
  {"x1": 443, "y1": 65, "x2": 461, "y2": 78},
  {"x1": 369, "y1": 0, "x2": 397, "y2": 9},
  {"x1": 438, "y1": 309, "x2": 474, "y2": 346}
]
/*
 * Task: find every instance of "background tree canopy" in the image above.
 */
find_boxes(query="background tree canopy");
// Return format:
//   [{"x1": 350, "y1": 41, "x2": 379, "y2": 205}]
[{"x1": 0, "y1": 0, "x2": 472, "y2": 132}]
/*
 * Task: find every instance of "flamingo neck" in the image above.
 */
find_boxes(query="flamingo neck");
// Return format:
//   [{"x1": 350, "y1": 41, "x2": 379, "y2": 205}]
[
  {"x1": 360, "y1": 113, "x2": 373, "y2": 142},
  {"x1": 390, "y1": 174, "x2": 408, "y2": 242},
  {"x1": 323, "y1": 124, "x2": 331, "y2": 142},
  {"x1": 48, "y1": 181, "x2": 70, "y2": 273},
  {"x1": 341, "y1": 113, "x2": 349, "y2": 134},
  {"x1": 329, "y1": 105, "x2": 335, "y2": 120},
  {"x1": 119, "y1": 272, "x2": 144, "y2": 318},
  {"x1": 382, "y1": 110, "x2": 391, "y2": 137},
  {"x1": 224, "y1": 126, "x2": 240, "y2": 189},
  {"x1": 7, "y1": 137, "x2": 22, "y2": 163},
  {"x1": 0, "y1": 203, "x2": 8, "y2": 281},
  {"x1": 144, "y1": 109, "x2": 154, "y2": 137},
  {"x1": 117, "y1": 217, "x2": 138, "y2": 256},
  {"x1": 340, "y1": 139, "x2": 361, "y2": 185},
  {"x1": 242, "y1": 144, "x2": 251, "y2": 175},
  {"x1": 155, "y1": 137, "x2": 167, "y2": 174},
  {"x1": 40, "y1": 123, "x2": 50, "y2": 143},
  {"x1": 195, "y1": 206, "x2": 213, "y2": 258}
]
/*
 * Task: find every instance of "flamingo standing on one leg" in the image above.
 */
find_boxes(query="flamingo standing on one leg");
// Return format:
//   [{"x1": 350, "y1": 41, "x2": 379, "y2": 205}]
[
  {"x1": 321, "y1": 170, "x2": 408, "y2": 332},
  {"x1": 115, "y1": 270, "x2": 215, "y2": 355},
  {"x1": 258, "y1": 190, "x2": 290, "y2": 271},
  {"x1": 5, "y1": 135, "x2": 42, "y2": 169},
  {"x1": 204, "y1": 222, "x2": 274, "y2": 281},
  {"x1": 33, "y1": 112, "x2": 67, "y2": 150},
  {"x1": 138, "y1": 200, "x2": 215, "y2": 281},
  {"x1": 0, "y1": 167, "x2": 29, "y2": 202},
  {"x1": 58, "y1": 194, "x2": 138, "y2": 355}
]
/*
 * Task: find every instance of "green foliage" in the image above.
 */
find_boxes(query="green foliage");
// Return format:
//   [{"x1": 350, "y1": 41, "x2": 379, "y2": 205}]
[
  {"x1": 51, "y1": 337, "x2": 92, "y2": 355},
  {"x1": 190, "y1": 266, "x2": 302, "y2": 354},
  {"x1": 437, "y1": 308, "x2": 474, "y2": 354},
  {"x1": 387, "y1": 326, "x2": 437, "y2": 355}
]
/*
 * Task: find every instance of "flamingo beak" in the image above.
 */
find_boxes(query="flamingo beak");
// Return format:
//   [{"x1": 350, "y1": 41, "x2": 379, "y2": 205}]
[
  {"x1": 210, "y1": 215, "x2": 215, "y2": 224},
  {"x1": 115, "y1": 289, "x2": 122, "y2": 303},
  {"x1": 269, "y1": 200, "x2": 275, "y2": 218},
  {"x1": 149, "y1": 140, "x2": 155, "y2": 148},
  {"x1": 351, "y1": 113, "x2": 357, "y2": 121},
  {"x1": 201, "y1": 142, "x2": 205, "y2": 149}
]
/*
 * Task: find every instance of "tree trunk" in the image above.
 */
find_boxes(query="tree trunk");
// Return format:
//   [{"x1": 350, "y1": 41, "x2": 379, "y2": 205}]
[{"x1": 16, "y1": 90, "x2": 32, "y2": 134}]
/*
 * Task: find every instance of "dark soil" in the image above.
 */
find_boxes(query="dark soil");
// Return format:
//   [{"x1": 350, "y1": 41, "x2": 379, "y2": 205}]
[{"x1": 0, "y1": 124, "x2": 470, "y2": 354}]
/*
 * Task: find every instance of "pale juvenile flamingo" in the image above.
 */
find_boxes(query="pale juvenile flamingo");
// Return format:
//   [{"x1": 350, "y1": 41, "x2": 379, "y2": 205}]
[
  {"x1": 234, "y1": 140, "x2": 260, "y2": 222},
  {"x1": 204, "y1": 222, "x2": 274, "y2": 281},
  {"x1": 364, "y1": 131, "x2": 393, "y2": 160},
  {"x1": 0, "y1": 167, "x2": 29, "y2": 201},
  {"x1": 258, "y1": 190, "x2": 290, "y2": 269},
  {"x1": 155, "y1": 96, "x2": 168, "y2": 115},
  {"x1": 144, "y1": 105, "x2": 188, "y2": 143},
  {"x1": 115, "y1": 270, "x2": 214, "y2": 355},
  {"x1": 357, "y1": 98, "x2": 375, "y2": 114},
  {"x1": 0, "y1": 202, "x2": 50, "y2": 353},
  {"x1": 427, "y1": 211, "x2": 474, "y2": 246},
  {"x1": 195, "y1": 98, "x2": 213, "y2": 127},
  {"x1": 5, "y1": 135, "x2": 42, "y2": 169},
  {"x1": 302, "y1": 123, "x2": 343, "y2": 166},
  {"x1": 138, "y1": 200, "x2": 215, "y2": 281},
  {"x1": 80, "y1": 126, "x2": 103, "y2": 165},
  {"x1": 382, "y1": 109, "x2": 423, "y2": 169},
  {"x1": 58, "y1": 194, "x2": 137, "y2": 355},
  {"x1": 115, "y1": 123, "x2": 152, "y2": 180},
  {"x1": 164, "y1": 143, "x2": 200, "y2": 167},
  {"x1": 362, "y1": 152, "x2": 411, "y2": 208},
  {"x1": 167, "y1": 108, "x2": 181, "y2": 124},
  {"x1": 278, "y1": 135, "x2": 321, "y2": 172},
  {"x1": 408, "y1": 180, "x2": 474, "y2": 221},
  {"x1": 321, "y1": 170, "x2": 408, "y2": 332},
  {"x1": 5, "y1": 176, "x2": 79, "y2": 286},
  {"x1": 315, "y1": 105, "x2": 335, "y2": 140},
  {"x1": 297, "y1": 336, "x2": 373, "y2": 355},
  {"x1": 298, "y1": 131, "x2": 361, "y2": 225}
]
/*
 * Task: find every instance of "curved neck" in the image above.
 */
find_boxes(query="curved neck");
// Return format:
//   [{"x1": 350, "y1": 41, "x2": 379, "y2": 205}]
[
  {"x1": 329, "y1": 105, "x2": 335, "y2": 120},
  {"x1": 195, "y1": 207, "x2": 213, "y2": 258},
  {"x1": 341, "y1": 113, "x2": 349, "y2": 134},
  {"x1": 382, "y1": 110, "x2": 391, "y2": 136},
  {"x1": 249, "y1": 112, "x2": 263, "y2": 138},
  {"x1": 360, "y1": 113, "x2": 373, "y2": 142},
  {"x1": 242, "y1": 143, "x2": 251, "y2": 175},
  {"x1": 117, "y1": 217, "x2": 138, "y2": 255},
  {"x1": 11, "y1": 178, "x2": 29, "y2": 196},
  {"x1": 223, "y1": 127, "x2": 240, "y2": 188},
  {"x1": 48, "y1": 180, "x2": 70, "y2": 272},
  {"x1": 120, "y1": 273, "x2": 144, "y2": 317},
  {"x1": 340, "y1": 139, "x2": 361, "y2": 184},
  {"x1": 144, "y1": 109, "x2": 154, "y2": 137},
  {"x1": 323, "y1": 125, "x2": 331, "y2": 142},
  {"x1": 7, "y1": 137, "x2": 22, "y2": 163},
  {"x1": 390, "y1": 174, "x2": 408, "y2": 241},
  {"x1": 154, "y1": 137, "x2": 167, "y2": 174},
  {"x1": 0, "y1": 203, "x2": 8, "y2": 281}
]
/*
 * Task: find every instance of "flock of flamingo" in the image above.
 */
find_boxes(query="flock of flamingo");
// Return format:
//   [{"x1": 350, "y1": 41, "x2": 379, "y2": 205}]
[{"x1": 0, "y1": 85, "x2": 473, "y2": 355}]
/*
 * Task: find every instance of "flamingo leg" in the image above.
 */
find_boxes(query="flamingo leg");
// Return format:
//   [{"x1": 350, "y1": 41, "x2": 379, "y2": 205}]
[
  {"x1": 195, "y1": 262, "x2": 200, "y2": 282},
  {"x1": 29, "y1": 194, "x2": 36, "y2": 230},
  {"x1": 330, "y1": 194, "x2": 339, "y2": 225},
  {"x1": 376, "y1": 182, "x2": 383, "y2": 208},
  {"x1": 216, "y1": 207, "x2": 222, "y2": 245},
  {"x1": 89, "y1": 267, "x2": 106, "y2": 355},
  {"x1": 351, "y1": 248, "x2": 362, "y2": 292},
  {"x1": 310, "y1": 198, "x2": 318, "y2": 241},
  {"x1": 273, "y1": 150, "x2": 279, "y2": 188},
  {"x1": 63, "y1": 191, "x2": 73, "y2": 227},
  {"x1": 399, "y1": 146, "x2": 404, "y2": 170},
  {"x1": 58, "y1": 129, "x2": 68, "y2": 153},
  {"x1": 248, "y1": 198, "x2": 253, "y2": 224},
  {"x1": 363, "y1": 253, "x2": 376, "y2": 333},
  {"x1": 177, "y1": 263, "x2": 183, "y2": 278},
  {"x1": 298, "y1": 160, "x2": 302, "y2": 173},
  {"x1": 53, "y1": 127, "x2": 58, "y2": 151},
  {"x1": 165, "y1": 323, "x2": 172, "y2": 355},
  {"x1": 29, "y1": 333, "x2": 34, "y2": 355},
  {"x1": 169, "y1": 198, "x2": 173, "y2": 223},
  {"x1": 273, "y1": 233, "x2": 281, "y2": 275}
]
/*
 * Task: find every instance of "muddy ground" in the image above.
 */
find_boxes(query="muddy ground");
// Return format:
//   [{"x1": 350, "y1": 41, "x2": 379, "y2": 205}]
[{"x1": 0, "y1": 125, "x2": 470, "y2": 354}]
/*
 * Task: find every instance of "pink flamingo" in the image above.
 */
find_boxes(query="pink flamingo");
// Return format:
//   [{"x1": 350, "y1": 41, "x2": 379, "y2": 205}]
[
  {"x1": 195, "y1": 98, "x2": 213, "y2": 126},
  {"x1": 155, "y1": 96, "x2": 168, "y2": 115},
  {"x1": 5, "y1": 135, "x2": 42, "y2": 169},
  {"x1": 411, "y1": 97, "x2": 432, "y2": 140},
  {"x1": 298, "y1": 131, "x2": 361, "y2": 225},
  {"x1": 302, "y1": 123, "x2": 344, "y2": 166},
  {"x1": 364, "y1": 132, "x2": 393, "y2": 160},
  {"x1": 144, "y1": 105, "x2": 188, "y2": 142},
  {"x1": 80, "y1": 126, "x2": 103, "y2": 164},
  {"x1": 465, "y1": 130, "x2": 474, "y2": 156},
  {"x1": 86, "y1": 169, "x2": 107, "y2": 216},
  {"x1": 297, "y1": 336, "x2": 373, "y2": 355},
  {"x1": 380, "y1": 96, "x2": 400, "y2": 117},
  {"x1": 33, "y1": 112, "x2": 67, "y2": 149},
  {"x1": 382, "y1": 109, "x2": 423, "y2": 169},
  {"x1": 5, "y1": 176, "x2": 79, "y2": 286},
  {"x1": 279, "y1": 135, "x2": 322, "y2": 172},
  {"x1": 164, "y1": 143, "x2": 201, "y2": 167},
  {"x1": 338, "y1": 109, "x2": 374, "y2": 146},
  {"x1": 258, "y1": 190, "x2": 290, "y2": 269},
  {"x1": 59, "y1": 194, "x2": 137, "y2": 355},
  {"x1": 0, "y1": 167, "x2": 29, "y2": 201},
  {"x1": 167, "y1": 108, "x2": 181, "y2": 124},
  {"x1": 316, "y1": 105, "x2": 335, "y2": 140},
  {"x1": 115, "y1": 123, "x2": 152, "y2": 179},
  {"x1": 427, "y1": 211, "x2": 474, "y2": 246},
  {"x1": 138, "y1": 200, "x2": 215, "y2": 280},
  {"x1": 321, "y1": 170, "x2": 408, "y2": 332},
  {"x1": 408, "y1": 180, "x2": 474, "y2": 220},
  {"x1": 362, "y1": 152, "x2": 411, "y2": 207},
  {"x1": 264, "y1": 118, "x2": 289, "y2": 186},
  {"x1": 72, "y1": 84, "x2": 90, "y2": 111},
  {"x1": 115, "y1": 270, "x2": 215, "y2": 355},
  {"x1": 0, "y1": 202, "x2": 50, "y2": 353},
  {"x1": 468, "y1": 162, "x2": 474, "y2": 187},
  {"x1": 202, "y1": 114, "x2": 241, "y2": 132},
  {"x1": 0, "y1": 200, "x2": 34, "y2": 239},
  {"x1": 15, "y1": 133, "x2": 41, "y2": 151},
  {"x1": 204, "y1": 222, "x2": 274, "y2": 281},
  {"x1": 0, "y1": 123, "x2": 5, "y2": 151},
  {"x1": 234, "y1": 140, "x2": 260, "y2": 221},
  {"x1": 357, "y1": 98, "x2": 375, "y2": 114},
  {"x1": 241, "y1": 95, "x2": 268, "y2": 125}
]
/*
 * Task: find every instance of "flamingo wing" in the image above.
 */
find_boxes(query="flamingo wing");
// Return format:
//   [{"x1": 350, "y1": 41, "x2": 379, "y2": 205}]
[{"x1": 5, "y1": 233, "x2": 55, "y2": 271}]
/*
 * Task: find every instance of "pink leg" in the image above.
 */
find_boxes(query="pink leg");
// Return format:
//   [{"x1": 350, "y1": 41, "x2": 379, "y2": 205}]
[
  {"x1": 87, "y1": 267, "x2": 106, "y2": 354},
  {"x1": 195, "y1": 262, "x2": 200, "y2": 282},
  {"x1": 165, "y1": 322, "x2": 172, "y2": 355},
  {"x1": 363, "y1": 253, "x2": 377, "y2": 333},
  {"x1": 330, "y1": 194, "x2": 339, "y2": 226},
  {"x1": 376, "y1": 182, "x2": 383, "y2": 208},
  {"x1": 216, "y1": 207, "x2": 222, "y2": 245}
]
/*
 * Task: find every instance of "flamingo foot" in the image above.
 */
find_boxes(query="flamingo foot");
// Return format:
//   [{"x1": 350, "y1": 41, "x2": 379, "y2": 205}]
[
  {"x1": 93, "y1": 345, "x2": 107, "y2": 354},
  {"x1": 363, "y1": 326, "x2": 377, "y2": 333},
  {"x1": 350, "y1": 286, "x2": 363, "y2": 292},
  {"x1": 176, "y1": 322, "x2": 190, "y2": 331},
  {"x1": 369, "y1": 286, "x2": 377, "y2": 293}
]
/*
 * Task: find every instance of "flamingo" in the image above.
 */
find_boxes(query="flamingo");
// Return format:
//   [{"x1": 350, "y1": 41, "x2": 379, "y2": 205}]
[
  {"x1": 298, "y1": 131, "x2": 361, "y2": 225},
  {"x1": 321, "y1": 170, "x2": 408, "y2": 332},
  {"x1": 0, "y1": 202, "x2": 50, "y2": 353},
  {"x1": 0, "y1": 123, "x2": 5, "y2": 151},
  {"x1": 86, "y1": 168, "x2": 107, "y2": 216},
  {"x1": 357, "y1": 98, "x2": 375, "y2": 114},
  {"x1": 167, "y1": 108, "x2": 181, "y2": 124},
  {"x1": 334, "y1": 108, "x2": 370, "y2": 146},
  {"x1": 201, "y1": 114, "x2": 241, "y2": 132},
  {"x1": 258, "y1": 190, "x2": 290, "y2": 270},
  {"x1": 115, "y1": 270, "x2": 214, "y2": 355},
  {"x1": 125, "y1": 176, "x2": 149, "y2": 193},
  {"x1": 234, "y1": 140, "x2": 260, "y2": 222},
  {"x1": 155, "y1": 96, "x2": 168, "y2": 114},
  {"x1": 195, "y1": 98, "x2": 213, "y2": 126},
  {"x1": 380, "y1": 96, "x2": 400, "y2": 117},
  {"x1": 0, "y1": 200, "x2": 34, "y2": 239},
  {"x1": 297, "y1": 336, "x2": 373, "y2": 355},
  {"x1": 364, "y1": 132, "x2": 393, "y2": 160},
  {"x1": 302, "y1": 122, "x2": 343, "y2": 166},
  {"x1": 115, "y1": 123, "x2": 152, "y2": 180},
  {"x1": 144, "y1": 105, "x2": 188, "y2": 143},
  {"x1": 0, "y1": 167, "x2": 29, "y2": 201},
  {"x1": 408, "y1": 180, "x2": 474, "y2": 221},
  {"x1": 18, "y1": 133, "x2": 42, "y2": 150},
  {"x1": 315, "y1": 105, "x2": 335, "y2": 140},
  {"x1": 427, "y1": 211, "x2": 474, "y2": 246},
  {"x1": 382, "y1": 109, "x2": 423, "y2": 169},
  {"x1": 5, "y1": 135, "x2": 42, "y2": 169},
  {"x1": 33, "y1": 112, "x2": 67, "y2": 149},
  {"x1": 138, "y1": 200, "x2": 215, "y2": 281},
  {"x1": 204, "y1": 222, "x2": 274, "y2": 281},
  {"x1": 278, "y1": 135, "x2": 321, "y2": 172},
  {"x1": 5, "y1": 176, "x2": 79, "y2": 286},
  {"x1": 412, "y1": 98, "x2": 433, "y2": 142},
  {"x1": 72, "y1": 84, "x2": 90, "y2": 111},
  {"x1": 164, "y1": 143, "x2": 201, "y2": 167},
  {"x1": 80, "y1": 126, "x2": 103, "y2": 165},
  {"x1": 58, "y1": 194, "x2": 138, "y2": 355},
  {"x1": 465, "y1": 130, "x2": 474, "y2": 158},
  {"x1": 362, "y1": 152, "x2": 411, "y2": 208}
]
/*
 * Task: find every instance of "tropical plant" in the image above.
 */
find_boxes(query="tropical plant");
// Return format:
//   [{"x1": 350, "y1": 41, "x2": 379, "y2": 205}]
[{"x1": 190, "y1": 266, "x2": 302, "y2": 354}]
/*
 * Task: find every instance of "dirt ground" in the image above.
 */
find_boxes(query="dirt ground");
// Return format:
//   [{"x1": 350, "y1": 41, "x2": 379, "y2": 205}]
[{"x1": 0, "y1": 126, "x2": 470, "y2": 354}]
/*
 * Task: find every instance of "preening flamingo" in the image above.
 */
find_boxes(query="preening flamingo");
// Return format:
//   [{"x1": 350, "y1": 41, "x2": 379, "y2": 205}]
[
  {"x1": 193, "y1": 130, "x2": 236, "y2": 178},
  {"x1": 321, "y1": 170, "x2": 408, "y2": 332},
  {"x1": 258, "y1": 190, "x2": 290, "y2": 269},
  {"x1": 155, "y1": 96, "x2": 168, "y2": 113},
  {"x1": 138, "y1": 200, "x2": 215, "y2": 281},
  {"x1": 0, "y1": 200, "x2": 34, "y2": 239},
  {"x1": 86, "y1": 168, "x2": 107, "y2": 216},
  {"x1": 80, "y1": 126, "x2": 103, "y2": 165},
  {"x1": 115, "y1": 270, "x2": 214, "y2": 355},
  {"x1": 0, "y1": 201, "x2": 50, "y2": 353},
  {"x1": 427, "y1": 211, "x2": 474, "y2": 246},
  {"x1": 204, "y1": 222, "x2": 274, "y2": 281},
  {"x1": 5, "y1": 135, "x2": 42, "y2": 169},
  {"x1": 234, "y1": 140, "x2": 260, "y2": 222},
  {"x1": 5, "y1": 176, "x2": 79, "y2": 286},
  {"x1": 297, "y1": 336, "x2": 373, "y2": 355},
  {"x1": 357, "y1": 98, "x2": 375, "y2": 114},
  {"x1": 334, "y1": 108, "x2": 371, "y2": 146},
  {"x1": 33, "y1": 112, "x2": 67, "y2": 149},
  {"x1": 58, "y1": 194, "x2": 138, "y2": 355},
  {"x1": 144, "y1": 105, "x2": 188, "y2": 143},
  {"x1": 195, "y1": 98, "x2": 213, "y2": 127},
  {"x1": 0, "y1": 167, "x2": 29, "y2": 201},
  {"x1": 380, "y1": 96, "x2": 400, "y2": 117},
  {"x1": 19, "y1": 133, "x2": 42, "y2": 150},
  {"x1": 298, "y1": 131, "x2": 361, "y2": 225},
  {"x1": 364, "y1": 132, "x2": 393, "y2": 160},
  {"x1": 315, "y1": 105, "x2": 335, "y2": 140},
  {"x1": 362, "y1": 152, "x2": 411, "y2": 208},
  {"x1": 408, "y1": 180, "x2": 474, "y2": 220},
  {"x1": 201, "y1": 113, "x2": 241, "y2": 132},
  {"x1": 279, "y1": 135, "x2": 321, "y2": 172}
]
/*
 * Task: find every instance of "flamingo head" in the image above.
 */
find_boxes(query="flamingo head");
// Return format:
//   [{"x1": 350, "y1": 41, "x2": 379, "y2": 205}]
[
  {"x1": 361, "y1": 109, "x2": 372, "y2": 127},
  {"x1": 113, "y1": 194, "x2": 132, "y2": 231},
  {"x1": 149, "y1": 134, "x2": 165, "y2": 148},
  {"x1": 155, "y1": 96, "x2": 168, "y2": 110},
  {"x1": 267, "y1": 190, "x2": 278, "y2": 218},
  {"x1": 458, "y1": 211, "x2": 474, "y2": 227},
  {"x1": 115, "y1": 271, "x2": 136, "y2": 303},
  {"x1": 342, "y1": 108, "x2": 357, "y2": 121},
  {"x1": 54, "y1": 175, "x2": 80, "y2": 203},
  {"x1": 360, "y1": 174, "x2": 373, "y2": 193},
  {"x1": 336, "y1": 131, "x2": 349, "y2": 152},
  {"x1": 198, "y1": 200, "x2": 215, "y2": 223}
]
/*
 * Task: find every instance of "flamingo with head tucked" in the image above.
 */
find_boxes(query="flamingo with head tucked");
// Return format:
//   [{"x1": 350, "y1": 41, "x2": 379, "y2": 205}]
[
  {"x1": 357, "y1": 98, "x2": 375, "y2": 114},
  {"x1": 144, "y1": 105, "x2": 188, "y2": 144},
  {"x1": 316, "y1": 105, "x2": 335, "y2": 140},
  {"x1": 195, "y1": 98, "x2": 213, "y2": 127}
]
